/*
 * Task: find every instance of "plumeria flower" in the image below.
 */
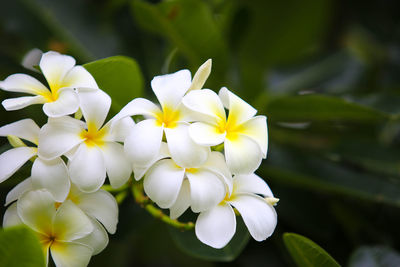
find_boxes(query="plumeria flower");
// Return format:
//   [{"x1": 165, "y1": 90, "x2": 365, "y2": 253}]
[
  {"x1": 0, "y1": 51, "x2": 98, "y2": 117},
  {"x1": 3, "y1": 189, "x2": 108, "y2": 267},
  {"x1": 5, "y1": 181, "x2": 118, "y2": 235},
  {"x1": 195, "y1": 173, "x2": 278, "y2": 249},
  {"x1": 143, "y1": 150, "x2": 232, "y2": 216},
  {"x1": 38, "y1": 88, "x2": 133, "y2": 192},
  {"x1": 112, "y1": 60, "x2": 212, "y2": 172},
  {"x1": 182, "y1": 87, "x2": 268, "y2": 174},
  {"x1": 0, "y1": 119, "x2": 70, "y2": 202}
]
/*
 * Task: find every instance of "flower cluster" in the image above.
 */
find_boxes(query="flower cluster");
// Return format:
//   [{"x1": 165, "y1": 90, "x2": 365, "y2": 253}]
[{"x1": 0, "y1": 51, "x2": 277, "y2": 266}]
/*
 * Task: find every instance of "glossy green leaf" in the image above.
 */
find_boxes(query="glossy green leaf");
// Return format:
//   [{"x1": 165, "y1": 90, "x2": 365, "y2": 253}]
[
  {"x1": 283, "y1": 233, "x2": 341, "y2": 267},
  {"x1": 266, "y1": 94, "x2": 388, "y2": 123},
  {"x1": 168, "y1": 217, "x2": 250, "y2": 262},
  {"x1": 131, "y1": 0, "x2": 228, "y2": 69},
  {"x1": 0, "y1": 226, "x2": 45, "y2": 267},
  {"x1": 84, "y1": 56, "x2": 144, "y2": 113},
  {"x1": 348, "y1": 246, "x2": 400, "y2": 267}
]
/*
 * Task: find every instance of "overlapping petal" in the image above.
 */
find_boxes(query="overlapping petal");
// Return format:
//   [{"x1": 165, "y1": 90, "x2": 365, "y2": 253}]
[
  {"x1": 3, "y1": 203, "x2": 23, "y2": 227},
  {"x1": 76, "y1": 218, "x2": 108, "y2": 255},
  {"x1": 234, "y1": 173, "x2": 273, "y2": 197},
  {"x1": 195, "y1": 204, "x2": 236, "y2": 249},
  {"x1": 188, "y1": 122, "x2": 226, "y2": 146},
  {"x1": 219, "y1": 87, "x2": 257, "y2": 125},
  {"x1": 5, "y1": 178, "x2": 32, "y2": 206},
  {"x1": 31, "y1": 158, "x2": 70, "y2": 202},
  {"x1": 0, "y1": 147, "x2": 37, "y2": 183},
  {"x1": 240, "y1": 116, "x2": 268, "y2": 157},
  {"x1": 0, "y1": 73, "x2": 49, "y2": 95},
  {"x1": 77, "y1": 88, "x2": 111, "y2": 130},
  {"x1": 50, "y1": 241, "x2": 93, "y2": 267},
  {"x1": 101, "y1": 142, "x2": 131, "y2": 189},
  {"x1": 69, "y1": 144, "x2": 106, "y2": 193},
  {"x1": 144, "y1": 159, "x2": 185, "y2": 209},
  {"x1": 224, "y1": 134, "x2": 263, "y2": 174},
  {"x1": 229, "y1": 194, "x2": 277, "y2": 241},
  {"x1": 182, "y1": 89, "x2": 225, "y2": 123},
  {"x1": 39, "y1": 51, "x2": 76, "y2": 89},
  {"x1": 42, "y1": 88, "x2": 79, "y2": 117},
  {"x1": 2, "y1": 95, "x2": 46, "y2": 111},
  {"x1": 169, "y1": 179, "x2": 191, "y2": 219},
  {"x1": 0, "y1": 119, "x2": 40, "y2": 144},
  {"x1": 63, "y1": 66, "x2": 98, "y2": 89},
  {"x1": 165, "y1": 123, "x2": 209, "y2": 168}
]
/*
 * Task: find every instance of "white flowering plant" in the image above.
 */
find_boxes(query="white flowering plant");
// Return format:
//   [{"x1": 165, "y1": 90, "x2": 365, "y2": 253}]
[{"x1": 0, "y1": 51, "x2": 277, "y2": 267}]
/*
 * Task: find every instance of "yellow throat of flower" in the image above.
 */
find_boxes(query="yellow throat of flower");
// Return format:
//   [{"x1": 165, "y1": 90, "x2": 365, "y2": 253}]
[{"x1": 80, "y1": 122, "x2": 107, "y2": 147}]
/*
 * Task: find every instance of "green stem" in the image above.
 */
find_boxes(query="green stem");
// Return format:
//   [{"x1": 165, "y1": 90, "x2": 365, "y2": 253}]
[{"x1": 131, "y1": 180, "x2": 194, "y2": 231}]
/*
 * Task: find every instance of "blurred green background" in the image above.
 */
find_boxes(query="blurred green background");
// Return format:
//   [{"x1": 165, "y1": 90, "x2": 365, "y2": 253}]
[{"x1": 1, "y1": 0, "x2": 400, "y2": 266}]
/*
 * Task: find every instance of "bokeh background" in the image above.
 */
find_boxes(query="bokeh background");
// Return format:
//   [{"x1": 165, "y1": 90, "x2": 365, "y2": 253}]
[{"x1": 1, "y1": 0, "x2": 400, "y2": 266}]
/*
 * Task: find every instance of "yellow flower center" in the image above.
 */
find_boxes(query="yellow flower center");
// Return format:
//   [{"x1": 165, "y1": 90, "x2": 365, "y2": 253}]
[
  {"x1": 155, "y1": 106, "x2": 181, "y2": 128},
  {"x1": 80, "y1": 122, "x2": 107, "y2": 147},
  {"x1": 216, "y1": 114, "x2": 243, "y2": 141}
]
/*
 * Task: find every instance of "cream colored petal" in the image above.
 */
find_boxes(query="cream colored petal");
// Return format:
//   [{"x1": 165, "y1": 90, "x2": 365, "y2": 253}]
[
  {"x1": 3, "y1": 202, "x2": 23, "y2": 227},
  {"x1": 187, "y1": 59, "x2": 212, "y2": 91},
  {"x1": 234, "y1": 173, "x2": 274, "y2": 197},
  {"x1": 39, "y1": 51, "x2": 75, "y2": 90},
  {"x1": 75, "y1": 217, "x2": 108, "y2": 255},
  {"x1": 62, "y1": 66, "x2": 98, "y2": 89},
  {"x1": 50, "y1": 241, "x2": 93, "y2": 267},
  {"x1": 169, "y1": 179, "x2": 191, "y2": 219},
  {"x1": 77, "y1": 88, "x2": 111, "y2": 130},
  {"x1": 101, "y1": 142, "x2": 132, "y2": 189},
  {"x1": 219, "y1": 87, "x2": 257, "y2": 126},
  {"x1": 5, "y1": 177, "x2": 32, "y2": 206},
  {"x1": 42, "y1": 88, "x2": 79, "y2": 117},
  {"x1": 188, "y1": 122, "x2": 225, "y2": 146},
  {"x1": 0, "y1": 118, "x2": 40, "y2": 144},
  {"x1": 182, "y1": 89, "x2": 225, "y2": 123},
  {"x1": 0, "y1": 73, "x2": 49, "y2": 95},
  {"x1": 2, "y1": 95, "x2": 46, "y2": 111},
  {"x1": 0, "y1": 147, "x2": 37, "y2": 183},
  {"x1": 240, "y1": 116, "x2": 268, "y2": 157}
]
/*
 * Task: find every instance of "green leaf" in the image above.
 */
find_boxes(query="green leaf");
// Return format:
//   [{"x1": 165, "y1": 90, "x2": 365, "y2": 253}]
[
  {"x1": 131, "y1": 0, "x2": 228, "y2": 69},
  {"x1": 0, "y1": 226, "x2": 45, "y2": 267},
  {"x1": 283, "y1": 233, "x2": 341, "y2": 267},
  {"x1": 348, "y1": 246, "x2": 400, "y2": 267},
  {"x1": 84, "y1": 56, "x2": 144, "y2": 114},
  {"x1": 266, "y1": 94, "x2": 388, "y2": 123},
  {"x1": 168, "y1": 217, "x2": 250, "y2": 262}
]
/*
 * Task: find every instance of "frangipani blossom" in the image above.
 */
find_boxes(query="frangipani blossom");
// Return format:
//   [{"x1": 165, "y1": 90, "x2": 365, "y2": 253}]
[
  {"x1": 0, "y1": 51, "x2": 98, "y2": 117},
  {"x1": 113, "y1": 60, "x2": 212, "y2": 171},
  {"x1": 6, "y1": 182, "x2": 118, "y2": 235},
  {"x1": 143, "y1": 151, "x2": 232, "y2": 216},
  {"x1": 182, "y1": 87, "x2": 268, "y2": 174},
  {"x1": 0, "y1": 119, "x2": 70, "y2": 202},
  {"x1": 38, "y1": 89, "x2": 133, "y2": 193},
  {"x1": 195, "y1": 173, "x2": 278, "y2": 249},
  {"x1": 3, "y1": 189, "x2": 107, "y2": 267}
]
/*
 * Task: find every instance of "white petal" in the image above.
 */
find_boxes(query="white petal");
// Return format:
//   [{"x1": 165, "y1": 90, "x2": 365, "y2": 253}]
[
  {"x1": 229, "y1": 194, "x2": 277, "y2": 241},
  {"x1": 144, "y1": 159, "x2": 185, "y2": 209},
  {"x1": 50, "y1": 241, "x2": 93, "y2": 267},
  {"x1": 225, "y1": 135, "x2": 263, "y2": 174},
  {"x1": 219, "y1": 87, "x2": 257, "y2": 125},
  {"x1": 0, "y1": 147, "x2": 37, "y2": 183},
  {"x1": 0, "y1": 73, "x2": 49, "y2": 95},
  {"x1": 39, "y1": 51, "x2": 75, "y2": 90},
  {"x1": 5, "y1": 177, "x2": 32, "y2": 206},
  {"x1": 110, "y1": 98, "x2": 161, "y2": 128},
  {"x1": 132, "y1": 142, "x2": 169, "y2": 181},
  {"x1": 186, "y1": 170, "x2": 226, "y2": 212},
  {"x1": 169, "y1": 179, "x2": 191, "y2": 219},
  {"x1": 17, "y1": 189, "x2": 56, "y2": 235},
  {"x1": 188, "y1": 59, "x2": 212, "y2": 91},
  {"x1": 53, "y1": 200, "x2": 93, "y2": 241},
  {"x1": 240, "y1": 116, "x2": 268, "y2": 157},
  {"x1": 31, "y1": 157, "x2": 70, "y2": 202},
  {"x1": 21, "y1": 48, "x2": 43, "y2": 72},
  {"x1": 69, "y1": 144, "x2": 106, "y2": 193},
  {"x1": 76, "y1": 217, "x2": 108, "y2": 255},
  {"x1": 165, "y1": 123, "x2": 209, "y2": 168},
  {"x1": 195, "y1": 204, "x2": 236, "y2": 249},
  {"x1": 0, "y1": 119, "x2": 40, "y2": 144},
  {"x1": 188, "y1": 122, "x2": 226, "y2": 146},
  {"x1": 124, "y1": 119, "x2": 163, "y2": 167},
  {"x1": 73, "y1": 188, "x2": 118, "y2": 234},
  {"x1": 182, "y1": 89, "x2": 225, "y2": 123},
  {"x1": 77, "y1": 88, "x2": 111, "y2": 130},
  {"x1": 202, "y1": 151, "x2": 232, "y2": 194},
  {"x1": 151, "y1": 69, "x2": 191, "y2": 109},
  {"x1": 38, "y1": 116, "x2": 84, "y2": 160},
  {"x1": 63, "y1": 66, "x2": 98, "y2": 89},
  {"x1": 2, "y1": 95, "x2": 46, "y2": 111},
  {"x1": 3, "y1": 203, "x2": 23, "y2": 227},
  {"x1": 102, "y1": 142, "x2": 131, "y2": 189},
  {"x1": 107, "y1": 116, "x2": 135, "y2": 142},
  {"x1": 234, "y1": 173, "x2": 274, "y2": 197},
  {"x1": 42, "y1": 88, "x2": 79, "y2": 117}
]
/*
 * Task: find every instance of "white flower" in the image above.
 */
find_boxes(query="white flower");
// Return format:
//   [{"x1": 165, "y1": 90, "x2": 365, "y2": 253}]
[
  {"x1": 5, "y1": 182, "x2": 118, "y2": 235},
  {"x1": 0, "y1": 119, "x2": 70, "y2": 202},
  {"x1": 143, "y1": 150, "x2": 232, "y2": 217},
  {"x1": 38, "y1": 89, "x2": 133, "y2": 192},
  {"x1": 112, "y1": 60, "x2": 212, "y2": 172},
  {"x1": 182, "y1": 87, "x2": 268, "y2": 174},
  {"x1": 195, "y1": 173, "x2": 277, "y2": 249},
  {"x1": 0, "y1": 51, "x2": 98, "y2": 117},
  {"x1": 3, "y1": 189, "x2": 107, "y2": 267}
]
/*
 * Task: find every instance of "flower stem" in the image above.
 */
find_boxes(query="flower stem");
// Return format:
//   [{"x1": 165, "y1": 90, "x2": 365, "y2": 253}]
[{"x1": 131, "y1": 180, "x2": 194, "y2": 231}]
